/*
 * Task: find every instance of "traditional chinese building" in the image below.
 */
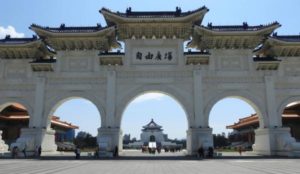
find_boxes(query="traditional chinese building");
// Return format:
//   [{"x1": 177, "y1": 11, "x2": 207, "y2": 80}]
[
  {"x1": 126, "y1": 119, "x2": 178, "y2": 148},
  {"x1": 227, "y1": 103, "x2": 300, "y2": 148},
  {"x1": 140, "y1": 119, "x2": 166, "y2": 145},
  {"x1": 0, "y1": 104, "x2": 78, "y2": 146}
]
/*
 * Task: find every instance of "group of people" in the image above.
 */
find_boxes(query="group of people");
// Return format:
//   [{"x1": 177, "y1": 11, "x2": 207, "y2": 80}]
[
  {"x1": 141, "y1": 146, "x2": 161, "y2": 154},
  {"x1": 197, "y1": 146, "x2": 214, "y2": 159},
  {"x1": 141, "y1": 146, "x2": 182, "y2": 154},
  {"x1": 11, "y1": 145, "x2": 42, "y2": 159},
  {"x1": 75, "y1": 146, "x2": 119, "y2": 159}
]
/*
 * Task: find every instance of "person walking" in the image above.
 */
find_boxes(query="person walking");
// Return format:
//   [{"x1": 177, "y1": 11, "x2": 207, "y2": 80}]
[
  {"x1": 238, "y1": 146, "x2": 242, "y2": 156},
  {"x1": 197, "y1": 146, "x2": 204, "y2": 159},
  {"x1": 75, "y1": 147, "x2": 81, "y2": 159},
  {"x1": 113, "y1": 146, "x2": 118, "y2": 157},
  {"x1": 35, "y1": 146, "x2": 39, "y2": 157},
  {"x1": 38, "y1": 146, "x2": 42, "y2": 157},
  {"x1": 22, "y1": 145, "x2": 27, "y2": 158},
  {"x1": 12, "y1": 146, "x2": 18, "y2": 159}
]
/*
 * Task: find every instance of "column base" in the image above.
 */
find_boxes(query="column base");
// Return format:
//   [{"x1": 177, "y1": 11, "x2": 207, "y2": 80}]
[
  {"x1": 0, "y1": 130, "x2": 9, "y2": 153},
  {"x1": 10, "y1": 128, "x2": 57, "y2": 156},
  {"x1": 253, "y1": 128, "x2": 300, "y2": 157},
  {"x1": 97, "y1": 127, "x2": 122, "y2": 156},
  {"x1": 40, "y1": 129, "x2": 57, "y2": 153},
  {"x1": 186, "y1": 128, "x2": 213, "y2": 155}
]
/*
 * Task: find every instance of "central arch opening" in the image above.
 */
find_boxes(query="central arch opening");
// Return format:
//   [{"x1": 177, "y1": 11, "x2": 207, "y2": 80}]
[{"x1": 120, "y1": 91, "x2": 188, "y2": 156}]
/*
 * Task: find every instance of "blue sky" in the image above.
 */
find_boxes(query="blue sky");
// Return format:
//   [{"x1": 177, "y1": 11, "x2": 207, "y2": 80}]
[{"x1": 1, "y1": 0, "x2": 299, "y2": 139}]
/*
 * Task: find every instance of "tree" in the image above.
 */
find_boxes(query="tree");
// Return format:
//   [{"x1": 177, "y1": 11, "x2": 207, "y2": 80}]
[
  {"x1": 74, "y1": 131, "x2": 97, "y2": 148},
  {"x1": 213, "y1": 133, "x2": 229, "y2": 148}
]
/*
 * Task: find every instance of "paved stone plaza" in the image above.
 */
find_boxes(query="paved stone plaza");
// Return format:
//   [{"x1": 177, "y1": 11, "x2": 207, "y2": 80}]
[
  {"x1": 1, "y1": 151, "x2": 300, "y2": 174},
  {"x1": 0, "y1": 157, "x2": 300, "y2": 174}
]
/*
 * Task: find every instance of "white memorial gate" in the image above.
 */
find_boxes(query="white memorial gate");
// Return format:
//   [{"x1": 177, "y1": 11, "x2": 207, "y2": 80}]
[{"x1": 1, "y1": 6, "x2": 300, "y2": 156}]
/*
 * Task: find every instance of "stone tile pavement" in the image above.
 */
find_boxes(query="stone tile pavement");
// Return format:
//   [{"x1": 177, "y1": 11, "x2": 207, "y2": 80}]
[{"x1": 0, "y1": 150, "x2": 300, "y2": 174}]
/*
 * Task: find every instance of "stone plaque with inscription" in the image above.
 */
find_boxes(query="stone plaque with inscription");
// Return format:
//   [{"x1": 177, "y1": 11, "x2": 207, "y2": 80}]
[{"x1": 132, "y1": 48, "x2": 177, "y2": 65}]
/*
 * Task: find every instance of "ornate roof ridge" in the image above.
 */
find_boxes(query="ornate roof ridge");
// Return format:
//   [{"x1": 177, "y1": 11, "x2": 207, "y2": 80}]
[
  {"x1": 271, "y1": 33, "x2": 300, "y2": 42},
  {"x1": 200, "y1": 21, "x2": 280, "y2": 32},
  {"x1": 142, "y1": 118, "x2": 162, "y2": 129},
  {"x1": 0, "y1": 35, "x2": 39, "y2": 44},
  {"x1": 30, "y1": 23, "x2": 112, "y2": 33},
  {"x1": 101, "y1": 6, "x2": 208, "y2": 18}
]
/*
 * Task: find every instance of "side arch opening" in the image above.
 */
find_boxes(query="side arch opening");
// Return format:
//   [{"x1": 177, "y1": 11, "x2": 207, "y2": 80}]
[
  {"x1": 208, "y1": 96, "x2": 263, "y2": 154},
  {"x1": 45, "y1": 97, "x2": 102, "y2": 152},
  {"x1": 0, "y1": 102, "x2": 31, "y2": 149}
]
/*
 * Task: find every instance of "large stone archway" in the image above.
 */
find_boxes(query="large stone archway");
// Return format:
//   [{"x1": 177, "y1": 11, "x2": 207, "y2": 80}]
[{"x1": 1, "y1": 6, "x2": 300, "y2": 156}]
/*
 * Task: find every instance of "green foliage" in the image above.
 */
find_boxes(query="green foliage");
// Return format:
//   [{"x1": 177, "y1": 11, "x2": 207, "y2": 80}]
[
  {"x1": 74, "y1": 131, "x2": 97, "y2": 148},
  {"x1": 213, "y1": 133, "x2": 229, "y2": 148}
]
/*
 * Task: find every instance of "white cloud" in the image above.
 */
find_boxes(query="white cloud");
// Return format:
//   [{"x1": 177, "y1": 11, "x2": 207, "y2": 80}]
[
  {"x1": 0, "y1": 26, "x2": 25, "y2": 39},
  {"x1": 132, "y1": 93, "x2": 166, "y2": 104}
]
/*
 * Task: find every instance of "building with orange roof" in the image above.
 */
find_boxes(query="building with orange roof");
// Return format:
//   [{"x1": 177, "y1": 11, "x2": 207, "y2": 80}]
[
  {"x1": 226, "y1": 103, "x2": 300, "y2": 149},
  {"x1": 0, "y1": 104, "x2": 78, "y2": 146}
]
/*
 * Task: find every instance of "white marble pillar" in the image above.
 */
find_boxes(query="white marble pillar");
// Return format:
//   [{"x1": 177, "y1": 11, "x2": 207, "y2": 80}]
[
  {"x1": 252, "y1": 76, "x2": 299, "y2": 156},
  {"x1": 264, "y1": 76, "x2": 280, "y2": 127},
  {"x1": 193, "y1": 69, "x2": 205, "y2": 127},
  {"x1": 97, "y1": 70, "x2": 119, "y2": 156},
  {"x1": 30, "y1": 77, "x2": 46, "y2": 128},
  {"x1": 34, "y1": 77, "x2": 57, "y2": 153},
  {"x1": 11, "y1": 76, "x2": 57, "y2": 155},
  {"x1": 186, "y1": 128, "x2": 213, "y2": 155},
  {"x1": 105, "y1": 70, "x2": 116, "y2": 127}
]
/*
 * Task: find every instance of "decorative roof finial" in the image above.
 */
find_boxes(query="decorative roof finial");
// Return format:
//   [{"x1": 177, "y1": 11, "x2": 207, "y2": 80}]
[
  {"x1": 243, "y1": 22, "x2": 248, "y2": 29},
  {"x1": 175, "y1": 7, "x2": 181, "y2": 16},
  {"x1": 60, "y1": 23, "x2": 65, "y2": 29},
  {"x1": 207, "y1": 22, "x2": 212, "y2": 28},
  {"x1": 5, "y1": 35, "x2": 11, "y2": 40},
  {"x1": 126, "y1": 7, "x2": 132, "y2": 14}
]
